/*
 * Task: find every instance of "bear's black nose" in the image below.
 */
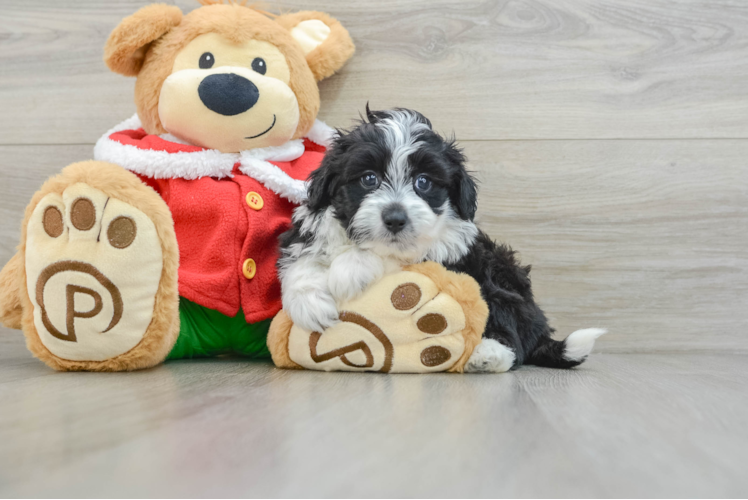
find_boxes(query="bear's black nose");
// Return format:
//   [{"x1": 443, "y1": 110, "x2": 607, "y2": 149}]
[
  {"x1": 198, "y1": 73, "x2": 259, "y2": 116},
  {"x1": 382, "y1": 204, "x2": 410, "y2": 234}
]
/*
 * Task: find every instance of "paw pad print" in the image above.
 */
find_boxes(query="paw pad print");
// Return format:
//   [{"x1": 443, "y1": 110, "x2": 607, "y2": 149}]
[
  {"x1": 286, "y1": 271, "x2": 471, "y2": 373},
  {"x1": 25, "y1": 183, "x2": 164, "y2": 362},
  {"x1": 42, "y1": 197, "x2": 138, "y2": 250}
]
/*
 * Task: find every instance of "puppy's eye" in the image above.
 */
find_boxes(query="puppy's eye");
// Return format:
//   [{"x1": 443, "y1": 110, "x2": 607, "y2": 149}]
[
  {"x1": 251, "y1": 57, "x2": 267, "y2": 75},
  {"x1": 199, "y1": 52, "x2": 215, "y2": 69},
  {"x1": 360, "y1": 172, "x2": 380, "y2": 189},
  {"x1": 414, "y1": 175, "x2": 432, "y2": 193}
]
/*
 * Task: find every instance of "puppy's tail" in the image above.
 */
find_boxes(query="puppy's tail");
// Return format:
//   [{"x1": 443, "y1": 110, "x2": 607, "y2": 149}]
[{"x1": 525, "y1": 328, "x2": 607, "y2": 369}]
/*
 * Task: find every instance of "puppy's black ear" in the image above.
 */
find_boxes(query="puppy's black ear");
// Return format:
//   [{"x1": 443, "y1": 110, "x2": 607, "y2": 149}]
[
  {"x1": 446, "y1": 141, "x2": 478, "y2": 220},
  {"x1": 455, "y1": 170, "x2": 478, "y2": 220},
  {"x1": 307, "y1": 160, "x2": 339, "y2": 212}
]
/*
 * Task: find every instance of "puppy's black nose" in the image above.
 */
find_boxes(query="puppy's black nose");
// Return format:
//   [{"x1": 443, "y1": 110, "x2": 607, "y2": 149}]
[
  {"x1": 382, "y1": 205, "x2": 409, "y2": 234},
  {"x1": 198, "y1": 73, "x2": 259, "y2": 116}
]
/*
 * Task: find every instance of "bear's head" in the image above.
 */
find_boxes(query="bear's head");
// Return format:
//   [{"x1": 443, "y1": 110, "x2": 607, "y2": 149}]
[{"x1": 104, "y1": 1, "x2": 354, "y2": 153}]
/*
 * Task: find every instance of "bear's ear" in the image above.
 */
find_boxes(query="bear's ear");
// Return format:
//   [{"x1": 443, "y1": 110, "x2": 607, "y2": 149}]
[
  {"x1": 275, "y1": 11, "x2": 355, "y2": 81},
  {"x1": 104, "y1": 4, "x2": 183, "y2": 77}
]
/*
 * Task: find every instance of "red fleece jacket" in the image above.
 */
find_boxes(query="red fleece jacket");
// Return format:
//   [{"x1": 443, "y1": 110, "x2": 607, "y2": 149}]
[{"x1": 95, "y1": 117, "x2": 330, "y2": 323}]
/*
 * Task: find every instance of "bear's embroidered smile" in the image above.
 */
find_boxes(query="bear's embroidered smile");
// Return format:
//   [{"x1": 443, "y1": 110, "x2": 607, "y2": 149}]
[{"x1": 246, "y1": 114, "x2": 276, "y2": 139}]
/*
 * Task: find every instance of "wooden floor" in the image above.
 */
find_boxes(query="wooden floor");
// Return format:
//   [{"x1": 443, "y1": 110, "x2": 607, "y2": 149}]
[
  {"x1": 1, "y1": 0, "x2": 747, "y2": 497},
  {"x1": 1, "y1": 334, "x2": 747, "y2": 497}
]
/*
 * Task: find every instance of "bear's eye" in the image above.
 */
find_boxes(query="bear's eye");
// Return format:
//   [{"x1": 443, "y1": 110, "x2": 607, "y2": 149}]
[
  {"x1": 414, "y1": 175, "x2": 432, "y2": 193},
  {"x1": 360, "y1": 171, "x2": 380, "y2": 189},
  {"x1": 251, "y1": 57, "x2": 267, "y2": 75},
  {"x1": 199, "y1": 52, "x2": 215, "y2": 69}
]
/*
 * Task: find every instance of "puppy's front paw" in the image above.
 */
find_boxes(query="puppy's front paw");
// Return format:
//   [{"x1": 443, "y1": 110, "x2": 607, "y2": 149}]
[
  {"x1": 285, "y1": 291, "x2": 339, "y2": 333},
  {"x1": 327, "y1": 251, "x2": 384, "y2": 303}
]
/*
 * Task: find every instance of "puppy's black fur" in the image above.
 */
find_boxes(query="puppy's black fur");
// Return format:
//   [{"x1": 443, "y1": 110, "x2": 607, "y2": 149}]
[
  {"x1": 445, "y1": 233, "x2": 580, "y2": 368},
  {"x1": 281, "y1": 107, "x2": 594, "y2": 369}
]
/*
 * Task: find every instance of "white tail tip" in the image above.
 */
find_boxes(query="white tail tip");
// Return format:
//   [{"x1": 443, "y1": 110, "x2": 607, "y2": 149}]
[{"x1": 563, "y1": 328, "x2": 608, "y2": 361}]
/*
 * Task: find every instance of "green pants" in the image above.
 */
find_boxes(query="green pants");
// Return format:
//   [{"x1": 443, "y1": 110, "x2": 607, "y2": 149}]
[{"x1": 167, "y1": 297, "x2": 271, "y2": 360}]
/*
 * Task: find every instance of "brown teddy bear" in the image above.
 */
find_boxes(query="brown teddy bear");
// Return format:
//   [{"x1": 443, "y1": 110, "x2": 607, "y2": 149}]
[
  {"x1": 0, "y1": 1, "x2": 354, "y2": 370},
  {"x1": 0, "y1": 0, "x2": 487, "y2": 373}
]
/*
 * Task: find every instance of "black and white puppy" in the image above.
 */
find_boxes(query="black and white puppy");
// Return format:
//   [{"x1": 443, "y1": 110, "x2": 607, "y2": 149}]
[{"x1": 278, "y1": 108, "x2": 605, "y2": 372}]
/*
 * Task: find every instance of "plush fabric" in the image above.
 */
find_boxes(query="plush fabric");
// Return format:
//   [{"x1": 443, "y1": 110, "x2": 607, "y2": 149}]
[
  {"x1": 268, "y1": 262, "x2": 489, "y2": 373},
  {"x1": 0, "y1": 252, "x2": 23, "y2": 330},
  {"x1": 404, "y1": 262, "x2": 489, "y2": 371},
  {"x1": 25, "y1": 184, "x2": 164, "y2": 362},
  {"x1": 290, "y1": 20, "x2": 330, "y2": 55},
  {"x1": 266, "y1": 308, "x2": 302, "y2": 370},
  {"x1": 94, "y1": 117, "x2": 331, "y2": 323},
  {"x1": 105, "y1": 3, "x2": 354, "y2": 142},
  {"x1": 103, "y1": 4, "x2": 183, "y2": 77},
  {"x1": 159, "y1": 32, "x2": 303, "y2": 152},
  {"x1": 10, "y1": 162, "x2": 181, "y2": 372},
  {"x1": 168, "y1": 297, "x2": 271, "y2": 359},
  {"x1": 275, "y1": 11, "x2": 356, "y2": 82},
  {"x1": 0, "y1": 1, "x2": 355, "y2": 372}
]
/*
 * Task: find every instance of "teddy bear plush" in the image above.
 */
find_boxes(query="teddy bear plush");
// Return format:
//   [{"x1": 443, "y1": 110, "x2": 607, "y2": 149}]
[
  {"x1": 0, "y1": 0, "x2": 488, "y2": 373},
  {"x1": 0, "y1": 1, "x2": 355, "y2": 371}
]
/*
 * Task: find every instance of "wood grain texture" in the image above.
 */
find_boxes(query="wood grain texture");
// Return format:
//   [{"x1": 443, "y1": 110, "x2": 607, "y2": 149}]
[
  {"x1": 466, "y1": 139, "x2": 748, "y2": 353},
  {"x1": 2, "y1": 0, "x2": 748, "y2": 143},
  {"x1": 0, "y1": 145, "x2": 91, "y2": 257},
  {"x1": 0, "y1": 333, "x2": 746, "y2": 497}
]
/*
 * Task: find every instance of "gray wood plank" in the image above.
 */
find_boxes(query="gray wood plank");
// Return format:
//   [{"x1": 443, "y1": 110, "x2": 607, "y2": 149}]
[
  {"x1": 0, "y1": 145, "x2": 91, "y2": 258},
  {"x1": 465, "y1": 139, "x2": 748, "y2": 353},
  {"x1": 2, "y1": 0, "x2": 748, "y2": 144},
  {"x1": 0, "y1": 332, "x2": 746, "y2": 497}
]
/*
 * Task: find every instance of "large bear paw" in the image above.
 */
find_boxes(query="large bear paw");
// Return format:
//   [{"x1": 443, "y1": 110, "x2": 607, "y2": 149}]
[
  {"x1": 18, "y1": 162, "x2": 180, "y2": 371},
  {"x1": 268, "y1": 262, "x2": 489, "y2": 373}
]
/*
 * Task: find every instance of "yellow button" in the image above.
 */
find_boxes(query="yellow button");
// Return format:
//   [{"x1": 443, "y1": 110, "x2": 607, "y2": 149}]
[
  {"x1": 242, "y1": 258, "x2": 257, "y2": 280},
  {"x1": 246, "y1": 191, "x2": 264, "y2": 210}
]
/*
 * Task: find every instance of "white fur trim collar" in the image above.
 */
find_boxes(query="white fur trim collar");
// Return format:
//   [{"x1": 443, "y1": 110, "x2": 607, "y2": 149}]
[
  {"x1": 306, "y1": 119, "x2": 337, "y2": 149},
  {"x1": 93, "y1": 114, "x2": 335, "y2": 203}
]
